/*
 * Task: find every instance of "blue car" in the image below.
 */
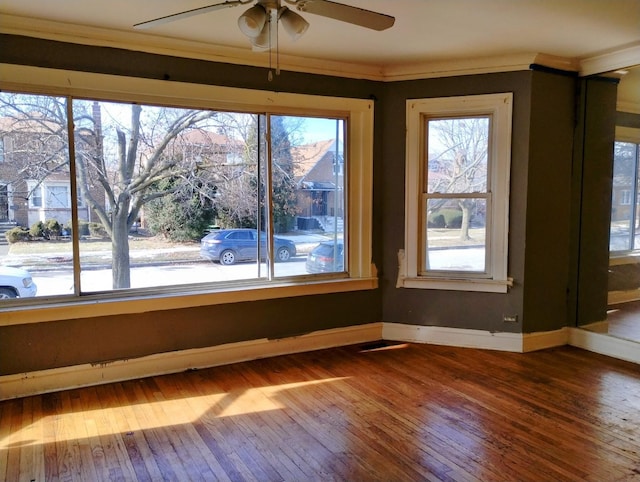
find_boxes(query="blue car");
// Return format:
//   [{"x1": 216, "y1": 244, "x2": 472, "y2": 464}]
[{"x1": 200, "y1": 228, "x2": 296, "y2": 265}]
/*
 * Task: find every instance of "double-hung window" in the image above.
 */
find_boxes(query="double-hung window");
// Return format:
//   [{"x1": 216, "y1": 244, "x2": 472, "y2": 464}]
[{"x1": 401, "y1": 93, "x2": 513, "y2": 293}]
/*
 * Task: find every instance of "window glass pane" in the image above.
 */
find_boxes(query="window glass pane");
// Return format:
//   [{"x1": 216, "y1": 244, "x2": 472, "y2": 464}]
[
  {"x1": 0, "y1": 92, "x2": 72, "y2": 298},
  {"x1": 271, "y1": 116, "x2": 346, "y2": 277},
  {"x1": 424, "y1": 198, "x2": 487, "y2": 273},
  {"x1": 46, "y1": 185, "x2": 69, "y2": 208},
  {"x1": 73, "y1": 100, "x2": 263, "y2": 292},
  {"x1": 610, "y1": 141, "x2": 638, "y2": 252},
  {"x1": 427, "y1": 117, "x2": 489, "y2": 194}
]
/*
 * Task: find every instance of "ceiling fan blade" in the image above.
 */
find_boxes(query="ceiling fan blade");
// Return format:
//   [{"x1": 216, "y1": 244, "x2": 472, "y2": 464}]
[
  {"x1": 293, "y1": 0, "x2": 395, "y2": 31},
  {"x1": 134, "y1": 1, "x2": 246, "y2": 30}
]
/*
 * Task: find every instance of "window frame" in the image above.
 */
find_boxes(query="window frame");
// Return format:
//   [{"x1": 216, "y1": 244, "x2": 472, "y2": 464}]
[
  {"x1": 27, "y1": 181, "x2": 43, "y2": 208},
  {"x1": 44, "y1": 182, "x2": 71, "y2": 209},
  {"x1": 401, "y1": 93, "x2": 513, "y2": 293},
  {"x1": 0, "y1": 63, "x2": 376, "y2": 326},
  {"x1": 610, "y1": 125, "x2": 640, "y2": 259}
]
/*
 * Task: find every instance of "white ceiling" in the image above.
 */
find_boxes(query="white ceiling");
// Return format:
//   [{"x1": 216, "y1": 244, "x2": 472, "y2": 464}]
[{"x1": 1, "y1": 0, "x2": 639, "y2": 79}]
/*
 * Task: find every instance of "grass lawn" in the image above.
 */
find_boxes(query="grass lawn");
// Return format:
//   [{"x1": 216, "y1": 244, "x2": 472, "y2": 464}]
[{"x1": 7, "y1": 236, "x2": 198, "y2": 255}]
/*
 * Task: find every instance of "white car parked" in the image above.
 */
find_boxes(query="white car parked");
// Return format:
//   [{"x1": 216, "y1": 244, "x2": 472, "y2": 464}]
[{"x1": 0, "y1": 266, "x2": 37, "y2": 299}]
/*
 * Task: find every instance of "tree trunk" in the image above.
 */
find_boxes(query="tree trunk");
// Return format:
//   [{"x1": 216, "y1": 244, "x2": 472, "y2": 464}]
[
  {"x1": 112, "y1": 209, "x2": 131, "y2": 289},
  {"x1": 460, "y1": 201, "x2": 471, "y2": 241}
]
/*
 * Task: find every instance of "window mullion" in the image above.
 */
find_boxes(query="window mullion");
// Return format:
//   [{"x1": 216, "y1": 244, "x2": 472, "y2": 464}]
[
  {"x1": 634, "y1": 144, "x2": 640, "y2": 250},
  {"x1": 264, "y1": 113, "x2": 275, "y2": 280},
  {"x1": 66, "y1": 97, "x2": 82, "y2": 296}
]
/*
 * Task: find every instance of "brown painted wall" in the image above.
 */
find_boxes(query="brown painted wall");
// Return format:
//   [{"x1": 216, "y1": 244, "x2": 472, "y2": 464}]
[
  {"x1": 522, "y1": 70, "x2": 577, "y2": 333},
  {"x1": 0, "y1": 291, "x2": 379, "y2": 374},
  {"x1": 573, "y1": 77, "x2": 618, "y2": 325},
  {"x1": 379, "y1": 71, "x2": 532, "y2": 333},
  {"x1": 0, "y1": 34, "x2": 617, "y2": 376}
]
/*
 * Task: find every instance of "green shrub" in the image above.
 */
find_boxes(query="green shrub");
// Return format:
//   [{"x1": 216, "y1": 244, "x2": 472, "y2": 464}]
[
  {"x1": 88, "y1": 222, "x2": 109, "y2": 238},
  {"x1": 5, "y1": 226, "x2": 30, "y2": 244},
  {"x1": 440, "y1": 209, "x2": 463, "y2": 229},
  {"x1": 30, "y1": 221, "x2": 45, "y2": 238},
  {"x1": 77, "y1": 220, "x2": 90, "y2": 237},
  {"x1": 45, "y1": 219, "x2": 61, "y2": 238},
  {"x1": 428, "y1": 213, "x2": 446, "y2": 228}
]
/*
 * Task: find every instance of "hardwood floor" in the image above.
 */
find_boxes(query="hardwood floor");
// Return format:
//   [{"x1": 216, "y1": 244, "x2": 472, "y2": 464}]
[
  {"x1": 1, "y1": 343, "x2": 639, "y2": 481},
  {"x1": 607, "y1": 301, "x2": 640, "y2": 343}
]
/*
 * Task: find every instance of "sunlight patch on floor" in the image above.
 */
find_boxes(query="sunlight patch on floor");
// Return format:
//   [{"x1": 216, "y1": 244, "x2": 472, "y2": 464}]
[{"x1": 0, "y1": 377, "x2": 349, "y2": 447}]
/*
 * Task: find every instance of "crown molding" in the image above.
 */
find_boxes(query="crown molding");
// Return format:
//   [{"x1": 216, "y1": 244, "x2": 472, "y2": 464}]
[
  {"x1": 580, "y1": 42, "x2": 640, "y2": 77},
  {"x1": 0, "y1": 14, "x2": 386, "y2": 81},
  {"x1": 1, "y1": 14, "x2": 636, "y2": 82},
  {"x1": 381, "y1": 52, "x2": 580, "y2": 81},
  {"x1": 618, "y1": 102, "x2": 640, "y2": 115}
]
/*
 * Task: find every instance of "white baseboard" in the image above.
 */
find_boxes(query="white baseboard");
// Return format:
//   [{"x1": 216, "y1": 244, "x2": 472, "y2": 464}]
[
  {"x1": 0, "y1": 323, "x2": 383, "y2": 401},
  {"x1": 568, "y1": 327, "x2": 640, "y2": 365},
  {"x1": 608, "y1": 289, "x2": 640, "y2": 305},
  {"x1": 522, "y1": 328, "x2": 570, "y2": 352},
  {"x1": 579, "y1": 320, "x2": 609, "y2": 334},
  {"x1": 382, "y1": 323, "x2": 523, "y2": 352},
  {"x1": 383, "y1": 323, "x2": 569, "y2": 353}
]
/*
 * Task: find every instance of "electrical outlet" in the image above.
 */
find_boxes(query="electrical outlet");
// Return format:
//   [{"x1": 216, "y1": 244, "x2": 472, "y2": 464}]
[{"x1": 503, "y1": 314, "x2": 518, "y2": 323}]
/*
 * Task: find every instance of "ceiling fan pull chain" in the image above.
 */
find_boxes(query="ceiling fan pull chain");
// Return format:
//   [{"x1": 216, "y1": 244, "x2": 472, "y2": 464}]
[{"x1": 268, "y1": 13, "x2": 273, "y2": 81}]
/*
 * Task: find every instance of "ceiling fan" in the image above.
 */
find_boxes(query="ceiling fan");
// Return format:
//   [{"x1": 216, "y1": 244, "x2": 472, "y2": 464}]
[{"x1": 134, "y1": 0, "x2": 395, "y2": 51}]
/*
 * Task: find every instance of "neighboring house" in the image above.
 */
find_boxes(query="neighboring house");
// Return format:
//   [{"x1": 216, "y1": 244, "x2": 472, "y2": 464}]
[
  {"x1": 292, "y1": 139, "x2": 345, "y2": 231},
  {"x1": 611, "y1": 173, "x2": 634, "y2": 222},
  {"x1": 134, "y1": 127, "x2": 243, "y2": 229},
  {"x1": 0, "y1": 114, "x2": 106, "y2": 228}
]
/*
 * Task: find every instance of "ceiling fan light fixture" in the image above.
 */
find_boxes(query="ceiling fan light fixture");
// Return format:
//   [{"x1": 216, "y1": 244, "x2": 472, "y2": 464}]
[
  {"x1": 279, "y1": 7, "x2": 309, "y2": 41},
  {"x1": 238, "y1": 4, "x2": 267, "y2": 37},
  {"x1": 249, "y1": 21, "x2": 272, "y2": 51}
]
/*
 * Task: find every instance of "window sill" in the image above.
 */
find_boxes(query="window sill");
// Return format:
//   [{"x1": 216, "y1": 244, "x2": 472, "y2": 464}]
[
  {"x1": 609, "y1": 253, "x2": 640, "y2": 266},
  {"x1": 0, "y1": 277, "x2": 379, "y2": 327},
  {"x1": 399, "y1": 276, "x2": 512, "y2": 293}
]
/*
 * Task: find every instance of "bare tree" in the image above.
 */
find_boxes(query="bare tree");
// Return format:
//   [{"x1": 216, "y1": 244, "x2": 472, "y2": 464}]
[
  {"x1": 74, "y1": 101, "x2": 222, "y2": 288},
  {"x1": 428, "y1": 117, "x2": 488, "y2": 240},
  {"x1": 1, "y1": 93, "x2": 222, "y2": 289},
  {"x1": 0, "y1": 93, "x2": 70, "y2": 202}
]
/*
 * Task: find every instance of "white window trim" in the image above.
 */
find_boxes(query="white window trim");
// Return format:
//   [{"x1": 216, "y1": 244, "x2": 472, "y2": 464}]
[
  {"x1": 44, "y1": 181, "x2": 71, "y2": 209},
  {"x1": 0, "y1": 63, "x2": 376, "y2": 325},
  {"x1": 400, "y1": 93, "x2": 513, "y2": 293}
]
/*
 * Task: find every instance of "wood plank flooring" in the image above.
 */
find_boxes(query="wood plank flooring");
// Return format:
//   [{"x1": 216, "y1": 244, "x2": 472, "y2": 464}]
[
  {"x1": 608, "y1": 301, "x2": 640, "y2": 343},
  {"x1": 1, "y1": 343, "x2": 639, "y2": 481}
]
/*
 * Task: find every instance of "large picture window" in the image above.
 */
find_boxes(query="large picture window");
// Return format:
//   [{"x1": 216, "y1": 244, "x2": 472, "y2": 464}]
[
  {"x1": 0, "y1": 65, "x2": 374, "y2": 320},
  {"x1": 401, "y1": 93, "x2": 512, "y2": 293}
]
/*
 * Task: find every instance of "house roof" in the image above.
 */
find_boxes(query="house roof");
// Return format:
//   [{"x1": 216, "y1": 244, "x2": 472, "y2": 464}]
[
  {"x1": 291, "y1": 139, "x2": 335, "y2": 185},
  {"x1": 0, "y1": 115, "x2": 64, "y2": 134}
]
